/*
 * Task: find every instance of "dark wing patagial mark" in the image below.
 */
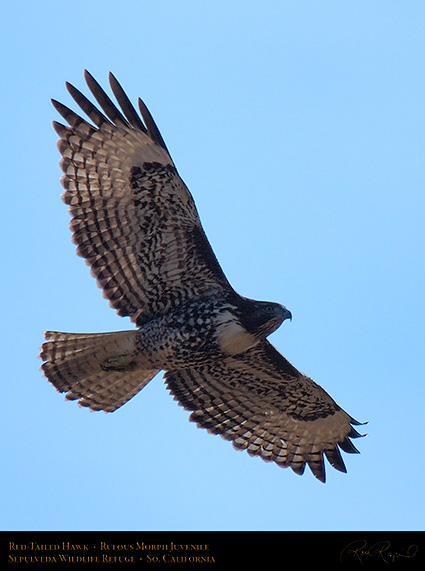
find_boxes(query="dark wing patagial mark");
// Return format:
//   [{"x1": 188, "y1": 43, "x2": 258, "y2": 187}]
[{"x1": 189, "y1": 225, "x2": 233, "y2": 288}]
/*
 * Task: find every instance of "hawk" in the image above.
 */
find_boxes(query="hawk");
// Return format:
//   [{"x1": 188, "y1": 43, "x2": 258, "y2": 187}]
[{"x1": 40, "y1": 71, "x2": 364, "y2": 483}]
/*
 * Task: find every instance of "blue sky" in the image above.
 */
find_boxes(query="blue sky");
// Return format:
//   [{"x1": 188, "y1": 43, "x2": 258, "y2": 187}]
[{"x1": 1, "y1": 1, "x2": 424, "y2": 531}]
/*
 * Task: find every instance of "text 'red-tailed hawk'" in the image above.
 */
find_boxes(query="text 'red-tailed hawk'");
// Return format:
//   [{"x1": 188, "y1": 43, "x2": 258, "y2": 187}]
[{"x1": 40, "y1": 71, "x2": 364, "y2": 482}]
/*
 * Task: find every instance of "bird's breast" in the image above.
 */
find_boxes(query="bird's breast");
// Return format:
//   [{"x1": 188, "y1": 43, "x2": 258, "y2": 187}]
[{"x1": 214, "y1": 310, "x2": 258, "y2": 356}]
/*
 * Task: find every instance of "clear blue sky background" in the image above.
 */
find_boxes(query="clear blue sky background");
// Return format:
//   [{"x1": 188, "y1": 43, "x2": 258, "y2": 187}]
[{"x1": 1, "y1": 1, "x2": 424, "y2": 532}]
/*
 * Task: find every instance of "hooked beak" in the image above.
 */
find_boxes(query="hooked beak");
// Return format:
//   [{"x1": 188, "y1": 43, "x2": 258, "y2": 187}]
[{"x1": 282, "y1": 307, "x2": 292, "y2": 322}]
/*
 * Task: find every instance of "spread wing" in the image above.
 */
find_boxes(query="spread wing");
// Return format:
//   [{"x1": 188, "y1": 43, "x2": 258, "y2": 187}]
[
  {"x1": 52, "y1": 70, "x2": 232, "y2": 325},
  {"x1": 165, "y1": 340, "x2": 364, "y2": 482}
]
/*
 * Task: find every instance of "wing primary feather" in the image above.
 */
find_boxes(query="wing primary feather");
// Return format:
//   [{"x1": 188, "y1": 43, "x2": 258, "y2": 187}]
[
  {"x1": 324, "y1": 446, "x2": 347, "y2": 473},
  {"x1": 309, "y1": 455, "x2": 326, "y2": 483},
  {"x1": 52, "y1": 120, "x2": 72, "y2": 139},
  {"x1": 348, "y1": 425, "x2": 366, "y2": 439},
  {"x1": 83, "y1": 69, "x2": 129, "y2": 128},
  {"x1": 138, "y1": 97, "x2": 170, "y2": 153},
  {"x1": 51, "y1": 99, "x2": 95, "y2": 133},
  {"x1": 108, "y1": 72, "x2": 148, "y2": 133},
  {"x1": 350, "y1": 417, "x2": 368, "y2": 427},
  {"x1": 66, "y1": 80, "x2": 111, "y2": 128},
  {"x1": 290, "y1": 462, "x2": 306, "y2": 476},
  {"x1": 338, "y1": 437, "x2": 360, "y2": 454}
]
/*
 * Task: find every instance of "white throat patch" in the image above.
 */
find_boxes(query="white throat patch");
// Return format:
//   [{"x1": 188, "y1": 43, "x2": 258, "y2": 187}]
[{"x1": 215, "y1": 310, "x2": 257, "y2": 356}]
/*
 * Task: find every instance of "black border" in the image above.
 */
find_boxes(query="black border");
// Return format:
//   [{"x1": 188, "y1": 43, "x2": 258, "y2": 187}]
[{"x1": 2, "y1": 531, "x2": 424, "y2": 569}]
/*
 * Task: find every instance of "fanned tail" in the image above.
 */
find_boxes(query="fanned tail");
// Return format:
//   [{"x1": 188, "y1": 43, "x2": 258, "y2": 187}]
[{"x1": 40, "y1": 330, "x2": 160, "y2": 412}]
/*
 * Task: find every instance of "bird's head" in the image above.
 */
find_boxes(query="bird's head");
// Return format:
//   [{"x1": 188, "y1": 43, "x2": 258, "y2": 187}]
[{"x1": 238, "y1": 298, "x2": 292, "y2": 340}]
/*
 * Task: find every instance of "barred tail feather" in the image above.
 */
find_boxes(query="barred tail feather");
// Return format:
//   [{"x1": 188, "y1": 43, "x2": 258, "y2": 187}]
[{"x1": 40, "y1": 330, "x2": 160, "y2": 412}]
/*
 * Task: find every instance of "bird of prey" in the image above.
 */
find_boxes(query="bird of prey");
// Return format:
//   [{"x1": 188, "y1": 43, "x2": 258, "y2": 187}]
[{"x1": 40, "y1": 71, "x2": 364, "y2": 483}]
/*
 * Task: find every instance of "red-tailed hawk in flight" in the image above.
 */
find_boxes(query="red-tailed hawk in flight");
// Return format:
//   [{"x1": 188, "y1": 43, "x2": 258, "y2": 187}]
[{"x1": 40, "y1": 71, "x2": 364, "y2": 482}]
